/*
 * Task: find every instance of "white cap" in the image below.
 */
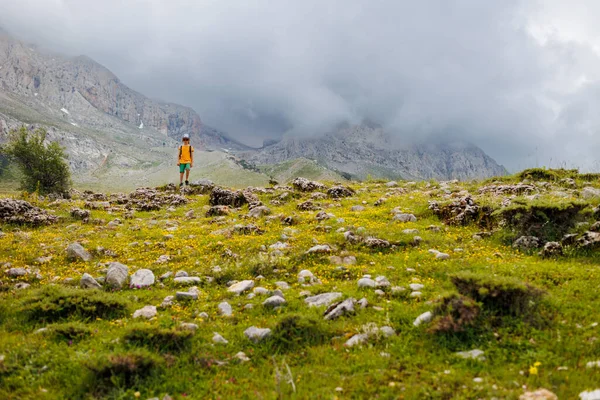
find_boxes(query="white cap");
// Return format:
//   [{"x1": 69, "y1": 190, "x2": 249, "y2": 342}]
[{"x1": 183, "y1": 134, "x2": 190, "y2": 139}]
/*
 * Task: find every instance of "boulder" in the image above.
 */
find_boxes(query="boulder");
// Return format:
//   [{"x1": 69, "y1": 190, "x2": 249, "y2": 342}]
[
  {"x1": 66, "y1": 243, "x2": 91, "y2": 262},
  {"x1": 228, "y1": 280, "x2": 254, "y2": 295},
  {"x1": 393, "y1": 213, "x2": 417, "y2": 223},
  {"x1": 133, "y1": 305, "x2": 157, "y2": 319},
  {"x1": 80, "y1": 273, "x2": 102, "y2": 289},
  {"x1": 106, "y1": 262, "x2": 129, "y2": 288},
  {"x1": 130, "y1": 269, "x2": 155, "y2": 288},
  {"x1": 305, "y1": 292, "x2": 342, "y2": 307},
  {"x1": 324, "y1": 298, "x2": 355, "y2": 320},
  {"x1": 244, "y1": 326, "x2": 272, "y2": 343}
]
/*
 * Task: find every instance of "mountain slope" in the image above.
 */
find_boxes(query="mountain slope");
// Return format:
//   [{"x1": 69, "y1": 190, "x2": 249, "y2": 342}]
[
  {"x1": 0, "y1": 31, "x2": 252, "y2": 187},
  {"x1": 243, "y1": 123, "x2": 507, "y2": 180}
]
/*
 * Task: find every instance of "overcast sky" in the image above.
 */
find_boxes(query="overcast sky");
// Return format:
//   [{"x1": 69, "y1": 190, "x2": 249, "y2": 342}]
[{"x1": 1, "y1": 0, "x2": 600, "y2": 171}]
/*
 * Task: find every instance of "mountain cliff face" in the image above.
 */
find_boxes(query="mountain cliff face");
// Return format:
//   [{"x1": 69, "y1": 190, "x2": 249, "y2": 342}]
[
  {"x1": 244, "y1": 123, "x2": 507, "y2": 180},
  {"x1": 0, "y1": 31, "x2": 247, "y2": 157}
]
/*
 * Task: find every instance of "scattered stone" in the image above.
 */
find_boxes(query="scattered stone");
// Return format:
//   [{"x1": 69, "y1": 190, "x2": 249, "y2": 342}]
[
  {"x1": 305, "y1": 292, "x2": 343, "y2": 307},
  {"x1": 455, "y1": 349, "x2": 486, "y2": 361},
  {"x1": 130, "y1": 269, "x2": 155, "y2": 288},
  {"x1": 0, "y1": 198, "x2": 58, "y2": 226},
  {"x1": 413, "y1": 311, "x2": 433, "y2": 327},
  {"x1": 375, "y1": 276, "x2": 390, "y2": 287},
  {"x1": 292, "y1": 177, "x2": 327, "y2": 192},
  {"x1": 133, "y1": 305, "x2": 157, "y2": 319},
  {"x1": 393, "y1": 213, "x2": 417, "y2": 222},
  {"x1": 539, "y1": 241, "x2": 563, "y2": 258},
  {"x1": 253, "y1": 287, "x2": 269, "y2": 295},
  {"x1": 263, "y1": 295, "x2": 286, "y2": 308},
  {"x1": 180, "y1": 323, "x2": 199, "y2": 332},
  {"x1": 519, "y1": 389, "x2": 558, "y2": 400},
  {"x1": 582, "y1": 187, "x2": 600, "y2": 200},
  {"x1": 244, "y1": 326, "x2": 272, "y2": 343},
  {"x1": 344, "y1": 333, "x2": 369, "y2": 347},
  {"x1": 159, "y1": 271, "x2": 173, "y2": 281},
  {"x1": 435, "y1": 252, "x2": 450, "y2": 260},
  {"x1": 7, "y1": 268, "x2": 27, "y2": 277},
  {"x1": 206, "y1": 205, "x2": 231, "y2": 217},
  {"x1": 15, "y1": 282, "x2": 30, "y2": 290},
  {"x1": 306, "y1": 244, "x2": 332, "y2": 254},
  {"x1": 235, "y1": 352, "x2": 250, "y2": 362},
  {"x1": 80, "y1": 273, "x2": 102, "y2": 289},
  {"x1": 176, "y1": 291, "x2": 198, "y2": 300},
  {"x1": 106, "y1": 262, "x2": 129, "y2": 289},
  {"x1": 228, "y1": 280, "x2": 254, "y2": 295},
  {"x1": 213, "y1": 332, "x2": 228, "y2": 344},
  {"x1": 174, "y1": 276, "x2": 201, "y2": 285},
  {"x1": 298, "y1": 270, "x2": 319, "y2": 285},
  {"x1": 357, "y1": 298, "x2": 368, "y2": 308},
  {"x1": 328, "y1": 185, "x2": 355, "y2": 199},
  {"x1": 66, "y1": 243, "x2": 91, "y2": 262},
  {"x1": 70, "y1": 208, "x2": 90, "y2": 220},
  {"x1": 409, "y1": 283, "x2": 424, "y2": 291},
  {"x1": 248, "y1": 206, "x2": 271, "y2": 218},
  {"x1": 218, "y1": 302, "x2": 233, "y2": 317},
  {"x1": 365, "y1": 237, "x2": 391, "y2": 249},
  {"x1": 358, "y1": 277, "x2": 376, "y2": 288},
  {"x1": 324, "y1": 298, "x2": 355, "y2": 320},
  {"x1": 579, "y1": 389, "x2": 600, "y2": 400},
  {"x1": 513, "y1": 236, "x2": 541, "y2": 251},
  {"x1": 161, "y1": 296, "x2": 175, "y2": 308},
  {"x1": 275, "y1": 281, "x2": 290, "y2": 290},
  {"x1": 351, "y1": 205, "x2": 365, "y2": 212},
  {"x1": 410, "y1": 291, "x2": 422, "y2": 298}
]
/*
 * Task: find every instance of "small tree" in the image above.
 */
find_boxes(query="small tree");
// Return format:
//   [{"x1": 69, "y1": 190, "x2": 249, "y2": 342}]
[{"x1": 2, "y1": 126, "x2": 71, "y2": 195}]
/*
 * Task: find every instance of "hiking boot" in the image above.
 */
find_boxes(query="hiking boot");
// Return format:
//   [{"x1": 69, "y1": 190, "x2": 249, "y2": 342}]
[
  {"x1": 179, "y1": 182, "x2": 183, "y2": 188},
  {"x1": 185, "y1": 180, "x2": 189, "y2": 186}
]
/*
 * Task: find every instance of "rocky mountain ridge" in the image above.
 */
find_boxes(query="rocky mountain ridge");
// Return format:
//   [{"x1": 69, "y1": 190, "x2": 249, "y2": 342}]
[{"x1": 243, "y1": 123, "x2": 507, "y2": 180}]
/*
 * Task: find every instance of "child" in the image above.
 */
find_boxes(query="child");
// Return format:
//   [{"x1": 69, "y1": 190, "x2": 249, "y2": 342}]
[{"x1": 177, "y1": 134, "x2": 194, "y2": 187}]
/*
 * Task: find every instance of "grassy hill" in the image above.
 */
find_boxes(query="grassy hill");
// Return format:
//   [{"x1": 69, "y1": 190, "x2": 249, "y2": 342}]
[{"x1": 0, "y1": 169, "x2": 599, "y2": 399}]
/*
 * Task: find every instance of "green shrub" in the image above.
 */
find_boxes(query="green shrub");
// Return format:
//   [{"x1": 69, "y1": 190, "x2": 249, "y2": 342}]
[
  {"x1": 269, "y1": 314, "x2": 330, "y2": 352},
  {"x1": 2, "y1": 126, "x2": 71, "y2": 196},
  {"x1": 50, "y1": 322, "x2": 92, "y2": 341},
  {"x1": 517, "y1": 168, "x2": 578, "y2": 182},
  {"x1": 123, "y1": 325, "x2": 194, "y2": 352},
  {"x1": 450, "y1": 272, "x2": 543, "y2": 316},
  {"x1": 22, "y1": 286, "x2": 129, "y2": 322},
  {"x1": 86, "y1": 349, "x2": 163, "y2": 387},
  {"x1": 429, "y1": 293, "x2": 481, "y2": 334},
  {"x1": 494, "y1": 200, "x2": 586, "y2": 241}
]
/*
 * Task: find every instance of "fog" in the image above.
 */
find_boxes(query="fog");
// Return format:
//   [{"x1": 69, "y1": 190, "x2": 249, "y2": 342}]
[{"x1": 1, "y1": 0, "x2": 600, "y2": 170}]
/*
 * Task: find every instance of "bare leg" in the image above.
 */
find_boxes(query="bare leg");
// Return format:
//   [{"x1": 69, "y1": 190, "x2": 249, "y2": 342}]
[
  {"x1": 185, "y1": 169, "x2": 190, "y2": 182},
  {"x1": 179, "y1": 172, "x2": 184, "y2": 184}
]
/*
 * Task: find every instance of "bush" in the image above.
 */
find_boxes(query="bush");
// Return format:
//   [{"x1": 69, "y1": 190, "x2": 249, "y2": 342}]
[
  {"x1": 429, "y1": 293, "x2": 481, "y2": 334},
  {"x1": 2, "y1": 126, "x2": 71, "y2": 196},
  {"x1": 495, "y1": 200, "x2": 586, "y2": 241},
  {"x1": 123, "y1": 325, "x2": 194, "y2": 352},
  {"x1": 50, "y1": 322, "x2": 92, "y2": 341},
  {"x1": 450, "y1": 271, "x2": 543, "y2": 316},
  {"x1": 269, "y1": 314, "x2": 330, "y2": 352},
  {"x1": 22, "y1": 286, "x2": 129, "y2": 322},
  {"x1": 86, "y1": 350, "x2": 163, "y2": 387},
  {"x1": 517, "y1": 168, "x2": 578, "y2": 182}
]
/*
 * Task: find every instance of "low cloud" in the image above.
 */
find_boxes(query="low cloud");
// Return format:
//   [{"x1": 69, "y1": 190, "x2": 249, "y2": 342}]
[{"x1": 1, "y1": 0, "x2": 599, "y2": 170}]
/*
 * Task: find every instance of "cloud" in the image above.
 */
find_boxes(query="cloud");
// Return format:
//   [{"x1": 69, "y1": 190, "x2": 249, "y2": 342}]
[{"x1": 1, "y1": 0, "x2": 599, "y2": 170}]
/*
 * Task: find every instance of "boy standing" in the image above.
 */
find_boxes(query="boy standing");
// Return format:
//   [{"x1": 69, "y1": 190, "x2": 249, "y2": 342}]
[{"x1": 177, "y1": 134, "x2": 194, "y2": 187}]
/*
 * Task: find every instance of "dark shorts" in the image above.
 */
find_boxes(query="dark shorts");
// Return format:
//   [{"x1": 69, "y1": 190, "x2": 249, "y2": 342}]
[{"x1": 179, "y1": 163, "x2": 190, "y2": 173}]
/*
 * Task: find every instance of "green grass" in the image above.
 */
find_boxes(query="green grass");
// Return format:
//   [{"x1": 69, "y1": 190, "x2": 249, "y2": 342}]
[{"x1": 0, "y1": 171, "x2": 599, "y2": 399}]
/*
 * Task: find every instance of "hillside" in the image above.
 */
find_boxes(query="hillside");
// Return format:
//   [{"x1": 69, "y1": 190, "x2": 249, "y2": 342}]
[
  {"x1": 242, "y1": 122, "x2": 508, "y2": 181},
  {"x1": 0, "y1": 169, "x2": 599, "y2": 399}
]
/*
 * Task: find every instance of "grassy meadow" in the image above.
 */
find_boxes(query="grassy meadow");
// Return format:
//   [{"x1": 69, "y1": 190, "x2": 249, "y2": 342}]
[{"x1": 0, "y1": 169, "x2": 599, "y2": 399}]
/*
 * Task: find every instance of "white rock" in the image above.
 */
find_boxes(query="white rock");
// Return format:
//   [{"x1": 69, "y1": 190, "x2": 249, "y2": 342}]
[
  {"x1": 106, "y1": 262, "x2": 129, "y2": 289},
  {"x1": 174, "y1": 276, "x2": 201, "y2": 285},
  {"x1": 586, "y1": 360, "x2": 600, "y2": 368},
  {"x1": 180, "y1": 323, "x2": 198, "y2": 332},
  {"x1": 358, "y1": 278, "x2": 376, "y2": 288},
  {"x1": 218, "y1": 302, "x2": 233, "y2": 317},
  {"x1": 176, "y1": 291, "x2": 198, "y2": 300},
  {"x1": 473, "y1": 377, "x2": 483, "y2": 383},
  {"x1": 228, "y1": 280, "x2": 254, "y2": 295},
  {"x1": 133, "y1": 305, "x2": 157, "y2": 319},
  {"x1": 161, "y1": 296, "x2": 175, "y2": 308},
  {"x1": 409, "y1": 283, "x2": 424, "y2": 291},
  {"x1": 379, "y1": 326, "x2": 395, "y2": 337},
  {"x1": 235, "y1": 352, "x2": 250, "y2": 362},
  {"x1": 130, "y1": 269, "x2": 155, "y2": 288},
  {"x1": 375, "y1": 276, "x2": 390, "y2": 287},
  {"x1": 213, "y1": 332, "x2": 228, "y2": 344},
  {"x1": 324, "y1": 298, "x2": 355, "y2": 320},
  {"x1": 393, "y1": 213, "x2": 417, "y2": 223},
  {"x1": 7, "y1": 268, "x2": 27, "y2": 277},
  {"x1": 298, "y1": 270, "x2": 317, "y2": 284},
  {"x1": 436, "y1": 252, "x2": 450, "y2": 260},
  {"x1": 80, "y1": 273, "x2": 102, "y2": 289},
  {"x1": 263, "y1": 295, "x2": 286, "y2": 307},
  {"x1": 244, "y1": 326, "x2": 272, "y2": 343},
  {"x1": 66, "y1": 243, "x2": 91, "y2": 262},
  {"x1": 344, "y1": 333, "x2": 369, "y2": 347},
  {"x1": 456, "y1": 349, "x2": 486, "y2": 361},
  {"x1": 269, "y1": 241, "x2": 289, "y2": 250},
  {"x1": 306, "y1": 244, "x2": 332, "y2": 254},
  {"x1": 413, "y1": 311, "x2": 433, "y2": 326},
  {"x1": 305, "y1": 292, "x2": 342, "y2": 307},
  {"x1": 579, "y1": 389, "x2": 600, "y2": 400},
  {"x1": 253, "y1": 287, "x2": 269, "y2": 295},
  {"x1": 410, "y1": 291, "x2": 422, "y2": 298},
  {"x1": 275, "y1": 281, "x2": 290, "y2": 290}
]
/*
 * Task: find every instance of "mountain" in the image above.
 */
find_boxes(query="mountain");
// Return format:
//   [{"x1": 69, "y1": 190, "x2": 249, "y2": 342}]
[
  {"x1": 0, "y1": 30, "x2": 250, "y2": 186},
  {"x1": 243, "y1": 122, "x2": 507, "y2": 180}
]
